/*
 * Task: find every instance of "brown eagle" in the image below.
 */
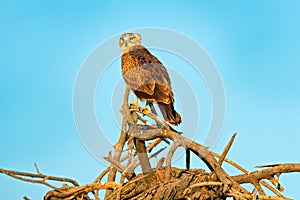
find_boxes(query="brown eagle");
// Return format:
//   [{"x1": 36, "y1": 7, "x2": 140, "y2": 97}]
[{"x1": 119, "y1": 33, "x2": 181, "y2": 125}]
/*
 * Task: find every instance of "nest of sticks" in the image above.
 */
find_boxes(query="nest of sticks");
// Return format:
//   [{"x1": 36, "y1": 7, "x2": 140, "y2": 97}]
[{"x1": 1, "y1": 87, "x2": 299, "y2": 200}]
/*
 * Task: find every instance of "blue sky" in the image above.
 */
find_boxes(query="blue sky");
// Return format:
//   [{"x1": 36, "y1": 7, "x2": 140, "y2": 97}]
[{"x1": 1, "y1": 1, "x2": 300, "y2": 199}]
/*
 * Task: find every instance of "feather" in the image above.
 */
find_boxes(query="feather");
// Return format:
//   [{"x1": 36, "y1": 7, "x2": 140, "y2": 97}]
[{"x1": 121, "y1": 44, "x2": 181, "y2": 125}]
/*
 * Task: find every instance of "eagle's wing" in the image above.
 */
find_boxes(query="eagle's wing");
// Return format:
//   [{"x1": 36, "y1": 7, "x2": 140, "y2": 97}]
[{"x1": 122, "y1": 45, "x2": 173, "y2": 104}]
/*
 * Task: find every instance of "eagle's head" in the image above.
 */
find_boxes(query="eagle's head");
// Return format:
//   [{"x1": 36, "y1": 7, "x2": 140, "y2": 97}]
[{"x1": 119, "y1": 33, "x2": 142, "y2": 53}]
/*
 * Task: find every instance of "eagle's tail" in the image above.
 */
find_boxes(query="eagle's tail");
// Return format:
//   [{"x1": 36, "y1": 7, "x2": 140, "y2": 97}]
[{"x1": 157, "y1": 102, "x2": 182, "y2": 126}]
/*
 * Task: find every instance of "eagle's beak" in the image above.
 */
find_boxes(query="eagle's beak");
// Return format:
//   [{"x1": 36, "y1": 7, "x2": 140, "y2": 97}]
[{"x1": 124, "y1": 40, "x2": 128, "y2": 46}]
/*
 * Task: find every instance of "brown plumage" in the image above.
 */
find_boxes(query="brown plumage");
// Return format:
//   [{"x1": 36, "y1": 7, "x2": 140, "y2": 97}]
[{"x1": 120, "y1": 33, "x2": 181, "y2": 125}]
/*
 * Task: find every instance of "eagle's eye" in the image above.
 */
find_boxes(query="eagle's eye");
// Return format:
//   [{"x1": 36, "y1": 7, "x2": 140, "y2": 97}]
[
  {"x1": 130, "y1": 37, "x2": 136, "y2": 42},
  {"x1": 119, "y1": 38, "x2": 124, "y2": 46}
]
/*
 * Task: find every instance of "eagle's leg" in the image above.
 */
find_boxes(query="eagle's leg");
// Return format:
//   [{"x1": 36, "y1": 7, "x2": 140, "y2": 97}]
[
  {"x1": 147, "y1": 101, "x2": 157, "y2": 115},
  {"x1": 148, "y1": 102, "x2": 170, "y2": 144},
  {"x1": 140, "y1": 101, "x2": 150, "y2": 113},
  {"x1": 148, "y1": 101, "x2": 163, "y2": 129},
  {"x1": 129, "y1": 96, "x2": 139, "y2": 109},
  {"x1": 129, "y1": 97, "x2": 148, "y2": 124}
]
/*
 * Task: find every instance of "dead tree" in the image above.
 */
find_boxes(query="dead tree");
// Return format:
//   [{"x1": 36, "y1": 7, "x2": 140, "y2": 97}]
[{"x1": 1, "y1": 87, "x2": 300, "y2": 200}]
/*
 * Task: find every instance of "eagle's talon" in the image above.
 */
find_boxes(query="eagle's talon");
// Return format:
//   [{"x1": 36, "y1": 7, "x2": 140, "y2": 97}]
[{"x1": 141, "y1": 105, "x2": 149, "y2": 113}]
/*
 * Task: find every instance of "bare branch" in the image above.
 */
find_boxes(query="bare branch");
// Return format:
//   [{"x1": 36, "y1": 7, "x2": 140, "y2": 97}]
[
  {"x1": 94, "y1": 167, "x2": 110, "y2": 183},
  {"x1": 211, "y1": 151, "x2": 285, "y2": 195},
  {"x1": 2, "y1": 87, "x2": 300, "y2": 200},
  {"x1": 0, "y1": 168, "x2": 78, "y2": 187},
  {"x1": 233, "y1": 164, "x2": 300, "y2": 184},
  {"x1": 129, "y1": 126, "x2": 248, "y2": 193},
  {"x1": 105, "y1": 86, "x2": 130, "y2": 198},
  {"x1": 190, "y1": 181, "x2": 223, "y2": 188},
  {"x1": 218, "y1": 132, "x2": 237, "y2": 166},
  {"x1": 103, "y1": 156, "x2": 126, "y2": 174},
  {"x1": 165, "y1": 142, "x2": 178, "y2": 182},
  {"x1": 252, "y1": 180, "x2": 265, "y2": 196},
  {"x1": 156, "y1": 157, "x2": 165, "y2": 169},
  {"x1": 34, "y1": 162, "x2": 40, "y2": 174},
  {"x1": 44, "y1": 182, "x2": 121, "y2": 200}
]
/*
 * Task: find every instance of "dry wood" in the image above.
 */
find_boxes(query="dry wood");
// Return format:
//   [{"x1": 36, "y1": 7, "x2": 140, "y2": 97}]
[
  {"x1": 94, "y1": 167, "x2": 110, "y2": 183},
  {"x1": 0, "y1": 167, "x2": 78, "y2": 187},
  {"x1": 1, "y1": 88, "x2": 300, "y2": 200},
  {"x1": 218, "y1": 132, "x2": 237, "y2": 166},
  {"x1": 232, "y1": 164, "x2": 300, "y2": 184},
  {"x1": 44, "y1": 182, "x2": 121, "y2": 200},
  {"x1": 226, "y1": 192, "x2": 291, "y2": 200},
  {"x1": 105, "y1": 86, "x2": 130, "y2": 198},
  {"x1": 211, "y1": 151, "x2": 285, "y2": 195}
]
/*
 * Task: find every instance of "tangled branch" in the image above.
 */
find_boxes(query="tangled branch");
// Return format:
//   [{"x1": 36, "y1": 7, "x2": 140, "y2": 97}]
[{"x1": 1, "y1": 87, "x2": 299, "y2": 199}]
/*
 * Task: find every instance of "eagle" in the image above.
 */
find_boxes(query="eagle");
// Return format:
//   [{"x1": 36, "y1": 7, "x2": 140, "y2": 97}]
[{"x1": 119, "y1": 33, "x2": 181, "y2": 125}]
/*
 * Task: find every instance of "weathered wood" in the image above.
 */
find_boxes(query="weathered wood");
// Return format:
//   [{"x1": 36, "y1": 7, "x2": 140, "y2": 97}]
[{"x1": 1, "y1": 88, "x2": 299, "y2": 200}]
